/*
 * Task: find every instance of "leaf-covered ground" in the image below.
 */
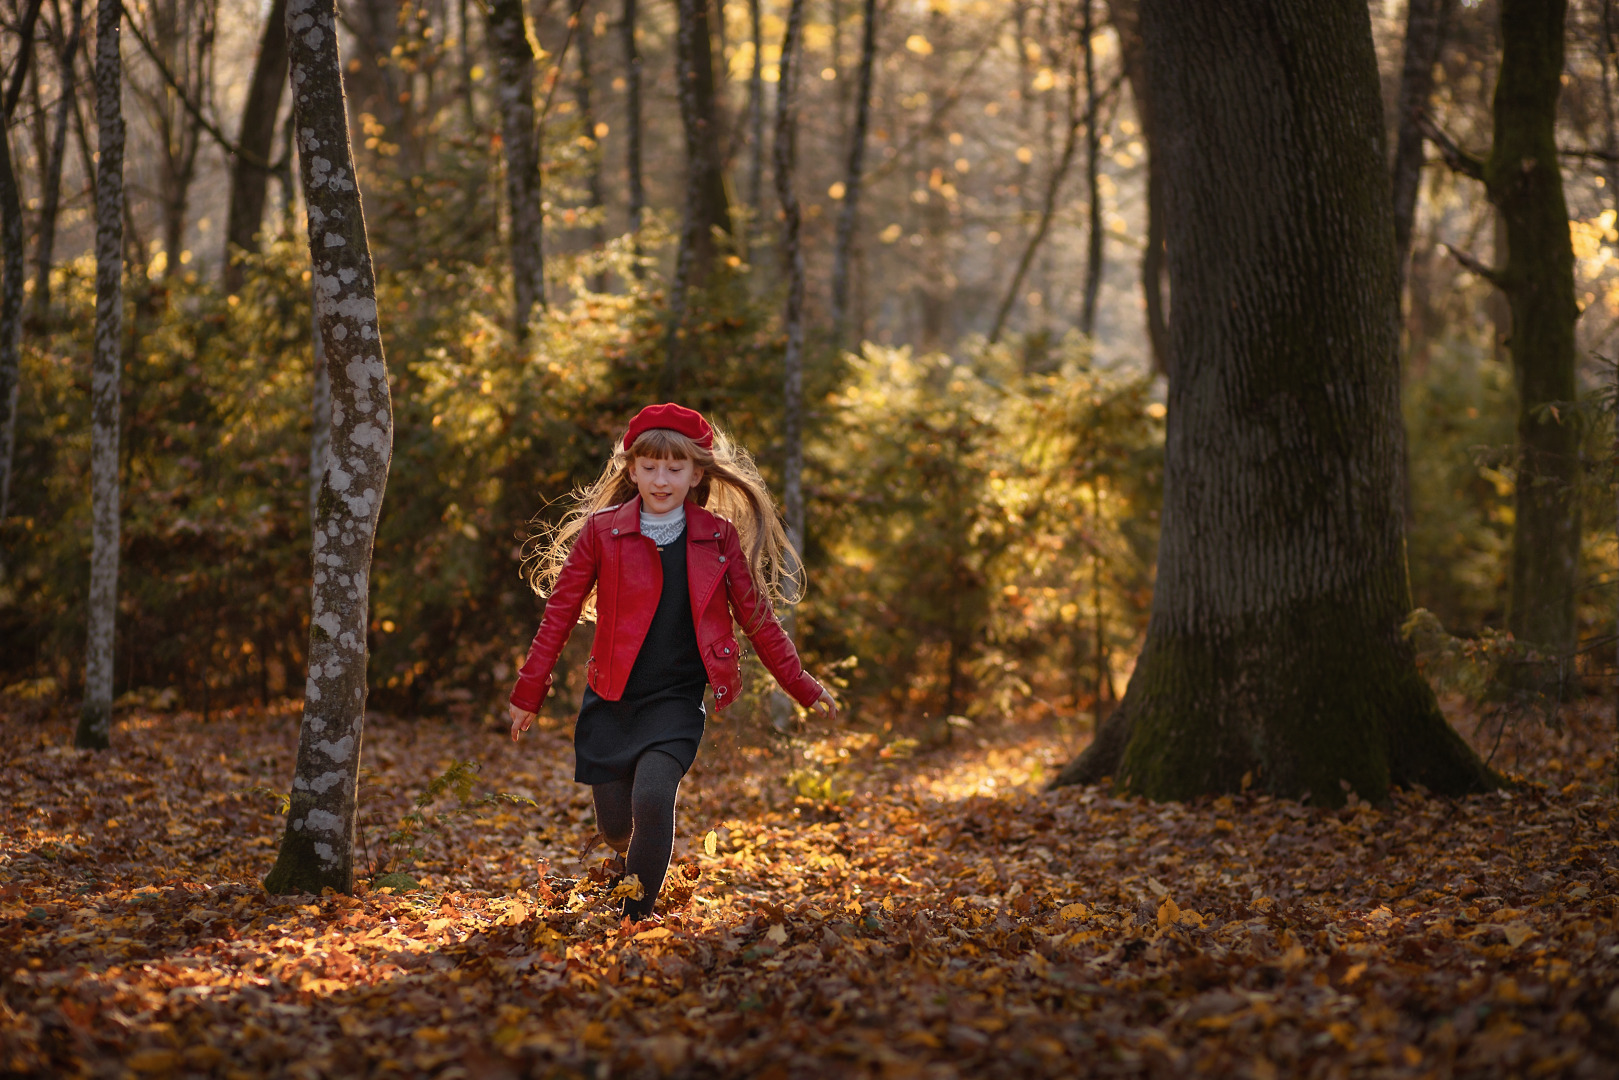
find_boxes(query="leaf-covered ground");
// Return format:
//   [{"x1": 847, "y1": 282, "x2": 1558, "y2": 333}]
[{"x1": 2, "y1": 700, "x2": 1616, "y2": 1078}]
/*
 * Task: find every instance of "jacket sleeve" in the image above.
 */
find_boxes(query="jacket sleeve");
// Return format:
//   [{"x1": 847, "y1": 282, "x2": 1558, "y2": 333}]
[
  {"x1": 722, "y1": 526, "x2": 824, "y2": 709},
  {"x1": 510, "y1": 523, "x2": 599, "y2": 712}
]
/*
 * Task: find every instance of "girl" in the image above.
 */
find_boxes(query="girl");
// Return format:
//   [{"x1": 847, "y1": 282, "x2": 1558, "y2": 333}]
[{"x1": 508, "y1": 403, "x2": 837, "y2": 921}]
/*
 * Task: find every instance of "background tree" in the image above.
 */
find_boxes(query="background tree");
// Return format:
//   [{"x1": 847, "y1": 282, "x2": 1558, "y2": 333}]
[
  {"x1": 0, "y1": 0, "x2": 40, "y2": 555},
  {"x1": 489, "y1": 0, "x2": 545, "y2": 336},
  {"x1": 223, "y1": 0, "x2": 287, "y2": 290},
  {"x1": 264, "y1": 0, "x2": 393, "y2": 896},
  {"x1": 74, "y1": 0, "x2": 123, "y2": 751},
  {"x1": 774, "y1": 0, "x2": 806, "y2": 555},
  {"x1": 829, "y1": 0, "x2": 876, "y2": 345},
  {"x1": 1053, "y1": 0, "x2": 1494, "y2": 805}
]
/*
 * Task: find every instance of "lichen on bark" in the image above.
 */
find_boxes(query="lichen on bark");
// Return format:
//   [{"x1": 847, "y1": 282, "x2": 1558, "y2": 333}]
[{"x1": 265, "y1": 0, "x2": 392, "y2": 896}]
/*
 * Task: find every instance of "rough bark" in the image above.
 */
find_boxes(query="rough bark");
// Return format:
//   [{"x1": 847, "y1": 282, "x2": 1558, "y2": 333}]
[
  {"x1": 1487, "y1": 0, "x2": 1581, "y2": 671},
  {"x1": 264, "y1": 0, "x2": 393, "y2": 896},
  {"x1": 1106, "y1": 0, "x2": 1166, "y2": 375},
  {"x1": 774, "y1": 0, "x2": 806, "y2": 554},
  {"x1": 308, "y1": 287, "x2": 329, "y2": 528},
  {"x1": 223, "y1": 0, "x2": 288, "y2": 289},
  {"x1": 1052, "y1": 0, "x2": 1495, "y2": 805},
  {"x1": 488, "y1": 0, "x2": 545, "y2": 337},
  {"x1": 75, "y1": 0, "x2": 124, "y2": 751},
  {"x1": 1391, "y1": 0, "x2": 1451, "y2": 301},
  {"x1": 30, "y1": 0, "x2": 84, "y2": 323},
  {"x1": 829, "y1": 0, "x2": 875, "y2": 345},
  {"x1": 663, "y1": 0, "x2": 732, "y2": 390}
]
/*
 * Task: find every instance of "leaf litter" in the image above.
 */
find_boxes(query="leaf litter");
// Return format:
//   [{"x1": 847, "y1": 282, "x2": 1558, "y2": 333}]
[{"x1": 1, "y1": 699, "x2": 1615, "y2": 1078}]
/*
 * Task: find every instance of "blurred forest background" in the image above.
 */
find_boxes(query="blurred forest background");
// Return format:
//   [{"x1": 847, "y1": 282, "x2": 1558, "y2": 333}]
[{"x1": 1, "y1": 0, "x2": 1617, "y2": 732}]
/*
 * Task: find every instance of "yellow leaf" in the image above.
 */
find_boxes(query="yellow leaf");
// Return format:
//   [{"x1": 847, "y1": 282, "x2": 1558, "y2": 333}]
[
  {"x1": 703, "y1": 830, "x2": 718, "y2": 858},
  {"x1": 413, "y1": 1026, "x2": 451, "y2": 1045},
  {"x1": 634, "y1": 926, "x2": 671, "y2": 942},
  {"x1": 905, "y1": 34, "x2": 934, "y2": 56},
  {"x1": 1156, "y1": 898, "x2": 1180, "y2": 929},
  {"x1": 1059, "y1": 902, "x2": 1088, "y2": 921},
  {"x1": 1503, "y1": 923, "x2": 1536, "y2": 948},
  {"x1": 764, "y1": 923, "x2": 788, "y2": 945}
]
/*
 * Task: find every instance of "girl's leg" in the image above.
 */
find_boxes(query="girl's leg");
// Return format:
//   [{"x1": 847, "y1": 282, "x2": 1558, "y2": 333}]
[
  {"x1": 624, "y1": 749, "x2": 684, "y2": 919},
  {"x1": 592, "y1": 776, "x2": 634, "y2": 855}
]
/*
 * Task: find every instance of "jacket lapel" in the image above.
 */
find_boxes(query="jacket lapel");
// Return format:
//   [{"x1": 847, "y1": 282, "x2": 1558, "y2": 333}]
[{"x1": 685, "y1": 502, "x2": 727, "y2": 615}]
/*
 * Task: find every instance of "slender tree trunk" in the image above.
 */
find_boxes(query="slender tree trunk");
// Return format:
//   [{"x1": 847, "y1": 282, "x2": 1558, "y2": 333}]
[
  {"x1": 1390, "y1": 0, "x2": 1451, "y2": 302},
  {"x1": 265, "y1": 0, "x2": 393, "y2": 897},
  {"x1": 0, "y1": 118, "x2": 25, "y2": 558},
  {"x1": 747, "y1": 0, "x2": 763, "y2": 213},
  {"x1": 488, "y1": 0, "x2": 545, "y2": 337},
  {"x1": 1106, "y1": 0, "x2": 1166, "y2": 376},
  {"x1": 830, "y1": 0, "x2": 875, "y2": 345},
  {"x1": 774, "y1": 0, "x2": 806, "y2": 555},
  {"x1": 223, "y1": 0, "x2": 288, "y2": 289},
  {"x1": 574, "y1": 6, "x2": 607, "y2": 292},
  {"x1": 620, "y1": 0, "x2": 644, "y2": 262},
  {"x1": 30, "y1": 0, "x2": 83, "y2": 323},
  {"x1": 1052, "y1": 0, "x2": 1494, "y2": 805},
  {"x1": 1487, "y1": 0, "x2": 1580, "y2": 675},
  {"x1": 1078, "y1": 0, "x2": 1103, "y2": 336},
  {"x1": 75, "y1": 0, "x2": 124, "y2": 751},
  {"x1": 989, "y1": 15, "x2": 1081, "y2": 346},
  {"x1": 664, "y1": 0, "x2": 733, "y2": 390}
]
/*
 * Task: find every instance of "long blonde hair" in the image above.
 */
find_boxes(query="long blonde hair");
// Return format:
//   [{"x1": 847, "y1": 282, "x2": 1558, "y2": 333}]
[{"x1": 524, "y1": 422, "x2": 803, "y2": 629}]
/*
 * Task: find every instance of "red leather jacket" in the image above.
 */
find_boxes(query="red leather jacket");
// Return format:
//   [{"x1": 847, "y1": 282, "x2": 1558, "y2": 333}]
[{"x1": 509, "y1": 498, "x2": 823, "y2": 714}]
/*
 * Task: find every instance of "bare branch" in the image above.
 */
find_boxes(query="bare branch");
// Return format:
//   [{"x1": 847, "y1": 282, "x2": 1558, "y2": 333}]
[
  {"x1": 1416, "y1": 112, "x2": 1485, "y2": 182},
  {"x1": 1441, "y1": 242, "x2": 1504, "y2": 287}
]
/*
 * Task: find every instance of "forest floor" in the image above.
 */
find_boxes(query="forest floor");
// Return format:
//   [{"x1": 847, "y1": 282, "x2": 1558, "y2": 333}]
[{"x1": 1, "y1": 695, "x2": 1616, "y2": 1079}]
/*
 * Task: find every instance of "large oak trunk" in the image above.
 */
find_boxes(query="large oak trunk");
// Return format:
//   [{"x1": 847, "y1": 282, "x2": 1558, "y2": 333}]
[
  {"x1": 264, "y1": 0, "x2": 393, "y2": 896},
  {"x1": 1053, "y1": 0, "x2": 1494, "y2": 806}
]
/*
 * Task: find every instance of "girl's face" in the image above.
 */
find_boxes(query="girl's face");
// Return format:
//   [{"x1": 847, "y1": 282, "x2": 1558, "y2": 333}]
[{"x1": 632, "y1": 455, "x2": 703, "y2": 514}]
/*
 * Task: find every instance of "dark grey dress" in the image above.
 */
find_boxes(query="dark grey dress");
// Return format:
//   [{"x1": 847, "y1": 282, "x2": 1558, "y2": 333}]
[{"x1": 572, "y1": 526, "x2": 708, "y2": 784}]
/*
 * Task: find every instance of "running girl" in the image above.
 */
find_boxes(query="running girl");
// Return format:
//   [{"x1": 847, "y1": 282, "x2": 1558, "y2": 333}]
[{"x1": 508, "y1": 403, "x2": 837, "y2": 920}]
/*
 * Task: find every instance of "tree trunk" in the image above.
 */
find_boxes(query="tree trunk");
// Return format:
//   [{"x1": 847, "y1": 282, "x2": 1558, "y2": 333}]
[
  {"x1": 774, "y1": 0, "x2": 806, "y2": 554},
  {"x1": 264, "y1": 0, "x2": 393, "y2": 896},
  {"x1": 829, "y1": 0, "x2": 875, "y2": 345},
  {"x1": 30, "y1": 0, "x2": 83, "y2": 324},
  {"x1": 223, "y1": 0, "x2": 288, "y2": 290},
  {"x1": 1106, "y1": 0, "x2": 1166, "y2": 376},
  {"x1": 663, "y1": 0, "x2": 733, "y2": 390},
  {"x1": 621, "y1": 0, "x2": 644, "y2": 248},
  {"x1": 0, "y1": 44, "x2": 32, "y2": 551},
  {"x1": 1487, "y1": 0, "x2": 1581, "y2": 674},
  {"x1": 746, "y1": 0, "x2": 764, "y2": 213},
  {"x1": 75, "y1": 0, "x2": 124, "y2": 751},
  {"x1": 488, "y1": 0, "x2": 545, "y2": 337},
  {"x1": 1390, "y1": 0, "x2": 1451, "y2": 302},
  {"x1": 1052, "y1": 0, "x2": 1495, "y2": 805},
  {"x1": 1078, "y1": 0, "x2": 1103, "y2": 337},
  {"x1": 309, "y1": 286, "x2": 329, "y2": 528},
  {"x1": 574, "y1": 6, "x2": 607, "y2": 292}
]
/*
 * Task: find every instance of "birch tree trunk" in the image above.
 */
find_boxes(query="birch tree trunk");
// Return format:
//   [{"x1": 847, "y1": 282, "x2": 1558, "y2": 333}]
[
  {"x1": 223, "y1": 0, "x2": 288, "y2": 290},
  {"x1": 829, "y1": 0, "x2": 875, "y2": 345},
  {"x1": 75, "y1": 0, "x2": 124, "y2": 751},
  {"x1": 1052, "y1": 0, "x2": 1495, "y2": 805},
  {"x1": 264, "y1": 0, "x2": 393, "y2": 896},
  {"x1": 489, "y1": 0, "x2": 545, "y2": 338},
  {"x1": 1488, "y1": 0, "x2": 1581, "y2": 676},
  {"x1": 774, "y1": 0, "x2": 806, "y2": 555}
]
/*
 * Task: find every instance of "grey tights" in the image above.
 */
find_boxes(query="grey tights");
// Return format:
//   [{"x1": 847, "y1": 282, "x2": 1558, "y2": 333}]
[{"x1": 592, "y1": 749, "x2": 684, "y2": 919}]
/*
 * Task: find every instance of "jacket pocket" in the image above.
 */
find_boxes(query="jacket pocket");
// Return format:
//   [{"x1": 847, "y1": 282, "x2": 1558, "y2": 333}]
[{"x1": 708, "y1": 638, "x2": 740, "y2": 706}]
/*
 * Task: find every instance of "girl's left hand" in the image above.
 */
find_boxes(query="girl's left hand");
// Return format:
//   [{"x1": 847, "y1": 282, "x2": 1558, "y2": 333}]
[{"x1": 811, "y1": 689, "x2": 840, "y2": 723}]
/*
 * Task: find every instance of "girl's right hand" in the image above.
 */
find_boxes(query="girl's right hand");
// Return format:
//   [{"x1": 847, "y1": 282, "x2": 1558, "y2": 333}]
[{"x1": 509, "y1": 705, "x2": 537, "y2": 743}]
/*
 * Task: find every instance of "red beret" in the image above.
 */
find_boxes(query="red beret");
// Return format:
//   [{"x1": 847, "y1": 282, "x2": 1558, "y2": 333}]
[{"x1": 623, "y1": 402, "x2": 714, "y2": 450}]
